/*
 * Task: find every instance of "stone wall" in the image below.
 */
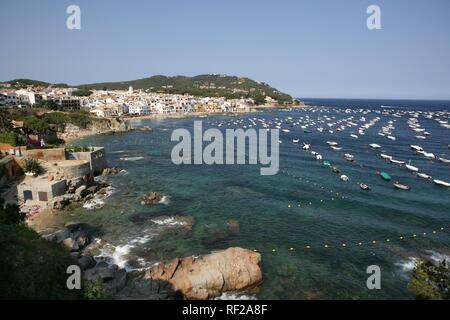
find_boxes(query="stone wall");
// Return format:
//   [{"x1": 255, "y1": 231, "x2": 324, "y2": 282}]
[
  {"x1": 68, "y1": 147, "x2": 107, "y2": 174},
  {"x1": 25, "y1": 148, "x2": 66, "y2": 161}
]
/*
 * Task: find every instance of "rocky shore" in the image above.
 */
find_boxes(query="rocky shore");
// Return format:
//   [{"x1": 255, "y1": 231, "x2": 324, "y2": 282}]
[{"x1": 40, "y1": 221, "x2": 262, "y2": 299}]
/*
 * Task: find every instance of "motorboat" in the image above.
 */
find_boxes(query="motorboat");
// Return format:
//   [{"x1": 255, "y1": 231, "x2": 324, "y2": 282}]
[
  {"x1": 369, "y1": 143, "x2": 381, "y2": 149},
  {"x1": 405, "y1": 161, "x2": 419, "y2": 172},
  {"x1": 380, "y1": 172, "x2": 391, "y2": 181},
  {"x1": 390, "y1": 159, "x2": 405, "y2": 165},
  {"x1": 359, "y1": 183, "x2": 371, "y2": 191},
  {"x1": 292, "y1": 138, "x2": 300, "y2": 143},
  {"x1": 433, "y1": 180, "x2": 450, "y2": 187},
  {"x1": 417, "y1": 173, "x2": 432, "y2": 180},
  {"x1": 340, "y1": 175, "x2": 349, "y2": 182},
  {"x1": 380, "y1": 154, "x2": 392, "y2": 160},
  {"x1": 393, "y1": 182, "x2": 410, "y2": 190}
]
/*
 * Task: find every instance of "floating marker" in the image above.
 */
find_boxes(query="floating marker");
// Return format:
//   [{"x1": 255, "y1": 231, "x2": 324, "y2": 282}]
[
  {"x1": 342, "y1": 243, "x2": 347, "y2": 247},
  {"x1": 289, "y1": 247, "x2": 294, "y2": 251}
]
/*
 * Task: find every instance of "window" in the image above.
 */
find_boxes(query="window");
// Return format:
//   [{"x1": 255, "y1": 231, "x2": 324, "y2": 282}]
[
  {"x1": 23, "y1": 190, "x2": 33, "y2": 200},
  {"x1": 38, "y1": 192, "x2": 48, "y2": 202}
]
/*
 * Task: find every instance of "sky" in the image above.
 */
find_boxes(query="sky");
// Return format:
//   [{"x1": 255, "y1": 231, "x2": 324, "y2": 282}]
[{"x1": 1, "y1": 0, "x2": 449, "y2": 100}]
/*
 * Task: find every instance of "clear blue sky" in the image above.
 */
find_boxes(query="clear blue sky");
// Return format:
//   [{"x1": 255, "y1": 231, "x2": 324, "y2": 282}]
[{"x1": 1, "y1": 0, "x2": 449, "y2": 99}]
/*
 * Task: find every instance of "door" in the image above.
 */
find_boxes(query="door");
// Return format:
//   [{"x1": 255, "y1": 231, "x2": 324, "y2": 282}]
[{"x1": 38, "y1": 192, "x2": 48, "y2": 202}]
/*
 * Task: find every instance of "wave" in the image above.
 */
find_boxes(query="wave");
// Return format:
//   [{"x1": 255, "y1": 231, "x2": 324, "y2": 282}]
[
  {"x1": 94, "y1": 230, "x2": 156, "y2": 271},
  {"x1": 214, "y1": 292, "x2": 257, "y2": 300},
  {"x1": 83, "y1": 186, "x2": 115, "y2": 210},
  {"x1": 159, "y1": 195, "x2": 170, "y2": 205},
  {"x1": 150, "y1": 216, "x2": 186, "y2": 227},
  {"x1": 119, "y1": 156, "x2": 144, "y2": 161}
]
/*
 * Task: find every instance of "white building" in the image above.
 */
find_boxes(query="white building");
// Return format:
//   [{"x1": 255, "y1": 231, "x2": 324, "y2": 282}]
[{"x1": 128, "y1": 102, "x2": 151, "y2": 115}]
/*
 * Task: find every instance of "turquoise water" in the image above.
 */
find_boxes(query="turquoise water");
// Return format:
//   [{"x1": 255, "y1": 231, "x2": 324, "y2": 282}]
[{"x1": 72, "y1": 105, "x2": 450, "y2": 299}]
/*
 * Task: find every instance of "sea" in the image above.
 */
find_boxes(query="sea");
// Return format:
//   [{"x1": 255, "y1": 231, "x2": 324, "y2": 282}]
[{"x1": 65, "y1": 98, "x2": 450, "y2": 299}]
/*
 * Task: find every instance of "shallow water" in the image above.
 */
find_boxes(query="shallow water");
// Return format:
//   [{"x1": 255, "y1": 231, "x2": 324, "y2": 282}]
[{"x1": 68, "y1": 102, "x2": 450, "y2": 299}]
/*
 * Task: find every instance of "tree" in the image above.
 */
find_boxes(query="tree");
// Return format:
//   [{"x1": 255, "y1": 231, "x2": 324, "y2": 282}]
[
  {"x1": 0, "y1": 198, "x2": 25, "y2": 225},
  {"x1": 23, "y1": 115, "x2": 49, "y2": 133}
]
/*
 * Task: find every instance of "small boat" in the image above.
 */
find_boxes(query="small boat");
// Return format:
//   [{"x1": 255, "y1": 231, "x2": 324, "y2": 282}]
[
  {"x1": 323, "y1": 161, "x2": 331, "y2": 167},
  {"x1": 434, "y1": 180, "x2": 450, "y2": 187},
  {"x1": 423, "y1": 152, "x2": 435, "y2": 159},
  {"x1": 302, "y1": 143, "x2": 310, "y2": 150},
  {"x1": 380, "y1": 154, "x2": 392, "y2": 160},
  {"x1": 282, "y1": 129, "x2": 290, "y2": 133},
  {"x1": 369, "y1": 143, "x2": 381, "y2": 149},
  {"x1": 292, "y1": 138, "x2": 300, "y2": 143},
  {"x1": 417, "y1": 173, "x2": 432, "y2": 180},
  {"x1": 359, "y1": 183, "x2": 371, "y2": 191},
  {"x1": 350, "y1": 134, "x2": 358, "y2": 139},
  {"x1": 387, "y1": 136, "x2": 396, "y2": 141},
  {"x1": 390, "y1": 159, "x2": 405, "y2": 165},
  {"x1": 332, "y1": 166, "x2": 341, "y2": 174},
  {"x1": 393, "y1": 181, "x2": 410, "y2": 190},
  {"x1": 344, "y1": 153, "x2": 354, "y2": 159},
  {"x1": 326, "y1": 141, "x2": 339, "y2": 146},
  {"x1": 340, "y1": 175, "x2": 349, "y2": 182},
  {"x1": 410, "y1": 145, "x2": 423, "y2": 152},
  {"x1": 380, "y1": 172, "x2": 391, "y2": 181},
  {"x1": 438, "y1": 157, "x2": 450, "y2": 163},
  {"x1": 331, "y1": 146, "x2": 342, "y2": 151},
  {"x1": 405, "y1": 161, "x2": 419, "y2": 172},
  {"x1": 303, "y1": 129, "x2": 312, "y2": 133},
  {"x1": 316, "y1": 154, "x2": 323, "y2": 161}
]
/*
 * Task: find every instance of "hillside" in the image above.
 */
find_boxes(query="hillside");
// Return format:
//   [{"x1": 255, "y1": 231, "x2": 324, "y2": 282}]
[
  {"x1": 2, "y1": 75, "x2": 296, "y2": 105},
  {"x1": 78, "y1": 74, "x2": 295, "y2": 105}
]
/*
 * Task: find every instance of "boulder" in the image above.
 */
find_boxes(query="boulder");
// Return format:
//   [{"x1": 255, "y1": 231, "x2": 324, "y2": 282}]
[
  {"x1": 102, "y1": 167, "x2": 119, "y2": 176},
  {"x1": 144, "y1": 247, "x2": 262, "y2": 299},
  {"x1": 226, "y1": 219, "x2": 240, "y2": 232},
  {"x1": 139, "y1": 192, "x2": 163, "y2": 205},
  {"x1": 78, "y1": 255, "x2": 96, "y2": 270},
  {"x1": 53, "y1": 228, "x2": 70, "y2": 243},
  {"x1": 63, "y1": 237, "x2": 80, "y2": 252},
  {"x1": 75, "y1": 185, "x2": 87, "y2": 198}
]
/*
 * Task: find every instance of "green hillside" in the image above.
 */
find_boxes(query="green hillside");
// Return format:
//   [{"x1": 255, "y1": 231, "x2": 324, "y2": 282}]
[{"x1": 78, "y1": 74, "x2": 295, "y2": 105}]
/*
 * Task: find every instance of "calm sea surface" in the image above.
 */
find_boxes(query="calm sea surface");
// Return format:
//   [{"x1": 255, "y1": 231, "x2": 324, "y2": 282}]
[{"x1": 70, "y1": 99, "x2": 450, "y2": 299}]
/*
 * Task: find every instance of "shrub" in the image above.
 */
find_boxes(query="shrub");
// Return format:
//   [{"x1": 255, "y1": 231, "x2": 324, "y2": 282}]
[
  {"x1": 408, "y1": 259, "x2": 450, "y2": 300},
  {"x1": 22, "y1": 158, "x2": 43, "y2": 175},
  {"x1": 0, "y1": 132, "x2": 18, "y2": 146},
  {"x1": 82, "y1": 279, "x2": 112, "y2": 300}
]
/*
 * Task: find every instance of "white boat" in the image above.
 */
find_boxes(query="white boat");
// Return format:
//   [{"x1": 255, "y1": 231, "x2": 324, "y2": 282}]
[
  {"x1": 415, "y1": 135, "x2": 426, "y2": 140},
  {"x1": 331, "y1": 146, "x2": 342, "y2": 151},
  {"x1": 387, "y1": 136, "x2": 396, "y2": 141},
  {"x1": 302, "y1": 143, "x2": 310, "y2": 150},
  {"x1": 434, "y1": 180, "x2": 450, "y2": 187},
  {"x1": 369, "y1": 143, "x2": 381, "y2": 149},
  {"x1": 340, "y1": 175, "x2": 349, "y2": 182},
  {"x1": 405, "y1": 163, "x2": 419, "y2": 172},
  {"x1": 390, "y1": 159, "x2": 405, "y2": 165},
  {"x1": 282, "y1": 129, "x2": 290, "y2": 133},
  {"x1": 393, "y1": 182, "x2": 410, "y2": 190},
  {"x1": 410, "y1": 145, "x2": 423, "y2": 152},
  {"x1": 417, "y1": 173, "x2": 432, "y2": 180},
  {"x1": 326, "y1": 141, "x2": 339, "y2": 146},
  {"x1": 423, "y1": 152, "x2": 436, "y2": 159},
  {"x1": 350, "y1": 134, "x2": 358, "y2": 139},
  {"x1": 344, "y1": 153, "x2": 354, "y2": 159},
  {"x1": 292, "y1": 138, "x2": 300, "y2": 143},
  {"x1": 380, "y1": 154, "x2": 392, "y2": 160},
  {"x1": 316, "y1": 154, "x2": 323, "y2": 161},
  {"x1": 438, "y1": 157, "x2": 450, "y2": 163}
]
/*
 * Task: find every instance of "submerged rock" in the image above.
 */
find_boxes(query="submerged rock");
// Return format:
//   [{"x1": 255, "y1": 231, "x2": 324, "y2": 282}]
[
  {"x1": 139, "y1": 192, "x2": 163, "y2": 205},
  {"x1": 144, "y1": 247, "x2": 262, "y2": 299}
]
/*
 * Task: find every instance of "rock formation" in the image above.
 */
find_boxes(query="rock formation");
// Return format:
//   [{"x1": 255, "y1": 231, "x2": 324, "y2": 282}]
[{"x1": 143, "y1": 247, "x2": 262, "y2": 299}]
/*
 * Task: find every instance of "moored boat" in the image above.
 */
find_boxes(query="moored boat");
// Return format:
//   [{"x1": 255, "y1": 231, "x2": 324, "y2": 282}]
[
  {"x1": 393, "y1": 181, "x2": 410, "y2": 190},
  {"x1": 434, "y1": 180, "x2": 450, "y2": 187},
  {"x1": 380, "y1": 172, "x2": 391, "y2": 181}
]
